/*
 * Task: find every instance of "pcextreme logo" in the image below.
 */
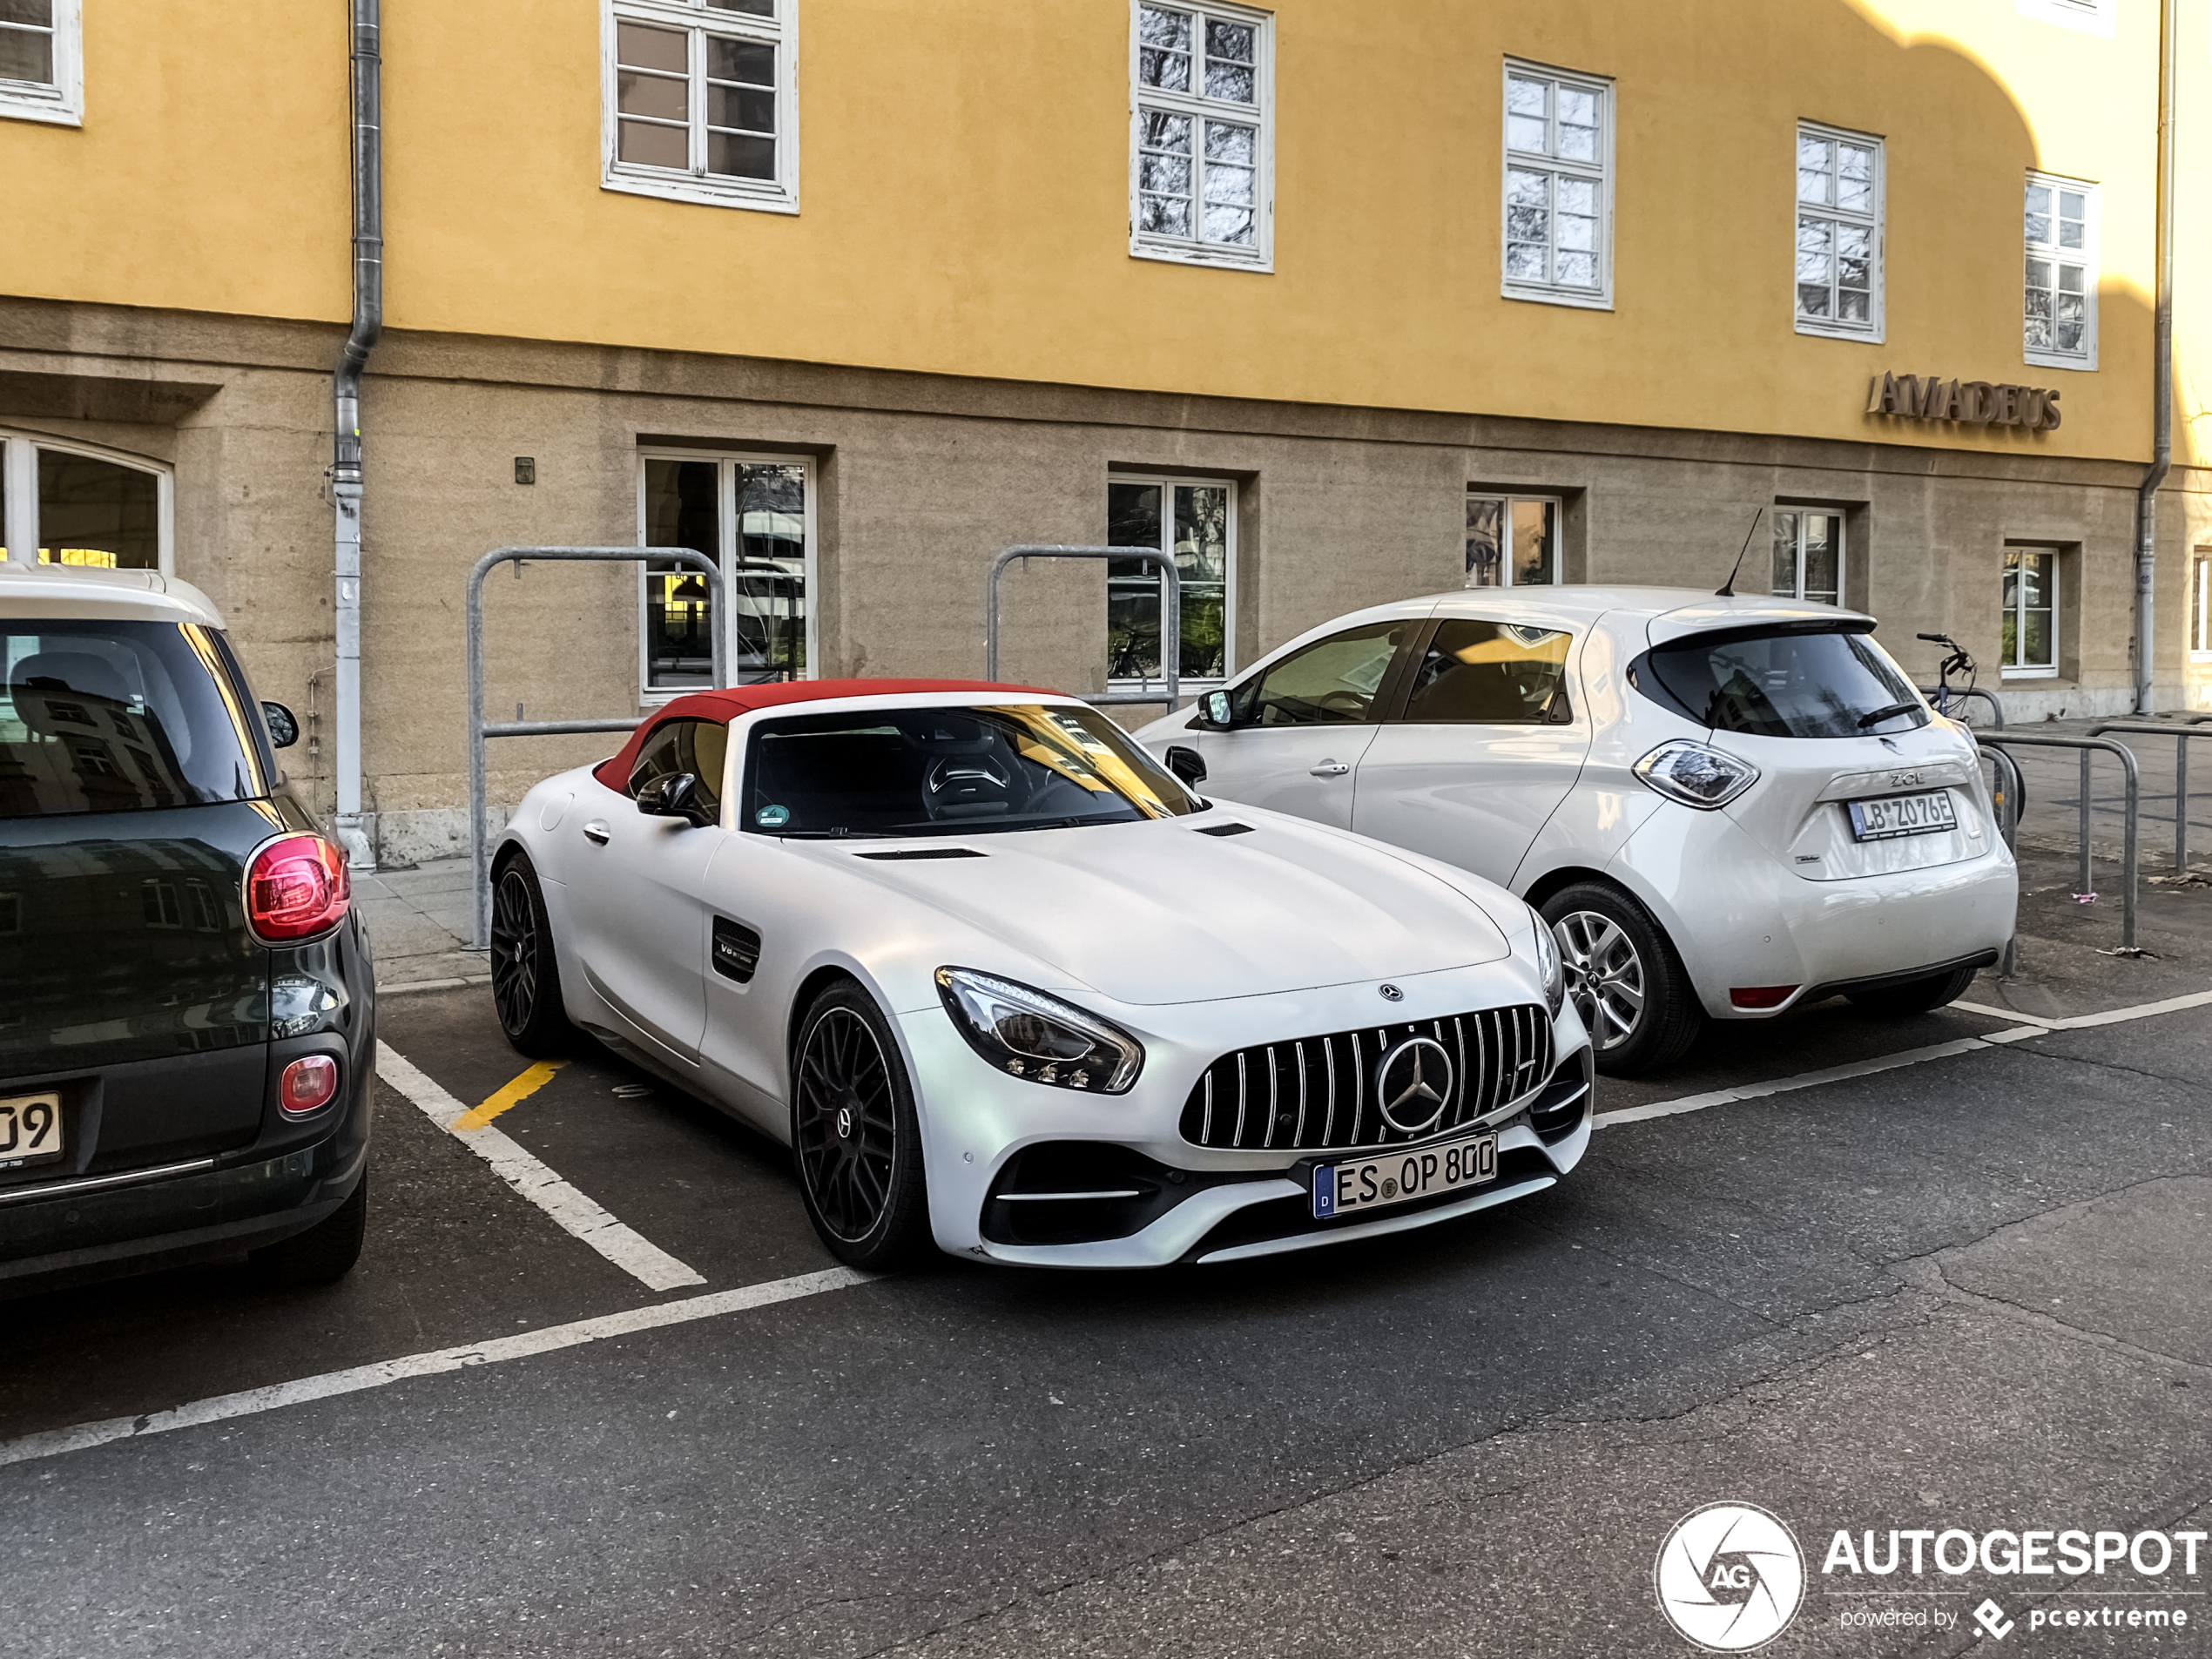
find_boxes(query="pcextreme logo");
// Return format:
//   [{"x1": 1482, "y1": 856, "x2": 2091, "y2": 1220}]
[{"x1": 1655, "y1": 1502, "x2": 1807, "y2": 1651}]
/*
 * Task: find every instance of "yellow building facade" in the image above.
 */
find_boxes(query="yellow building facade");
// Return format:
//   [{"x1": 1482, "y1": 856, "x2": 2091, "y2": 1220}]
[{"x1": 0, "y1": 0, "x2": 2203, "y2": 860}]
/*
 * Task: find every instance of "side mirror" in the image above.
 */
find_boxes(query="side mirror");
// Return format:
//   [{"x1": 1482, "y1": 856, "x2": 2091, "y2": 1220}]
[
  {"x1": 1197, "y1": 689, "x2": 1236, "y2": 730},
  {"x1": 262, "y1": 701, "x2": 300, "y2": 750},
  {"x1": 1163, "y1": 745, "x2": 1208, "y2": 787},
  {"x1": 639, "y1": 772, "x2": 714, "y2": 827}
]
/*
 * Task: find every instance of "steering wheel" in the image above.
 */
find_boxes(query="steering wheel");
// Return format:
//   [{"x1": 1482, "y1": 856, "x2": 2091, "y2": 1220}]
[{"x1": 923, "y1": 754, "x2": 1017, "y2": 819}]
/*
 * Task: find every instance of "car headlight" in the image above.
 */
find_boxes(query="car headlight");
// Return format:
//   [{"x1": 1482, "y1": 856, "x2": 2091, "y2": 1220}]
[
  {"x1": 934, "y1": 968, "x2": 1144, "y2": 1094},
  {"x1": 1632, "y1": 739, "x2": 1760, "y2": 810},
  {"x1": 1528, "y1": 906, "x2": 1566, "y2": 1016}
]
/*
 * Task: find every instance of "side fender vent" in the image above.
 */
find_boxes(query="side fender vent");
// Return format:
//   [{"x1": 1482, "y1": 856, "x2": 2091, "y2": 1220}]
[{"x1": 711, "y1": 916, "x2": 762, "y2": 983}]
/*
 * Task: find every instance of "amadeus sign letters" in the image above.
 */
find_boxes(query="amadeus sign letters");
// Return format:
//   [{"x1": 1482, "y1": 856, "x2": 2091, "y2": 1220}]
[{"x1": 1865, "y1": 372, "x2": 2063, "y2": 430}]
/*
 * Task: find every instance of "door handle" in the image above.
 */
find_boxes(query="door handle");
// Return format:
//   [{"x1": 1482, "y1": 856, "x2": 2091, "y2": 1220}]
[
  {"x1": 1309, "y1": 760, "x2": 1351, "y2": 778},
  {"x1": 582, "y1": 820, "x2": 610, "y2": 846}
]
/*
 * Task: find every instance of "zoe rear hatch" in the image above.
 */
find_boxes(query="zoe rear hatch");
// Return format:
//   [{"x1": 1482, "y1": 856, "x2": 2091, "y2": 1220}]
[
  {"x1": 1, "y1": 617, "x2": 282, "y2": 1172},
  {"x1": 1632, "y1": 620, "x2": 1997, "y2": 880}
]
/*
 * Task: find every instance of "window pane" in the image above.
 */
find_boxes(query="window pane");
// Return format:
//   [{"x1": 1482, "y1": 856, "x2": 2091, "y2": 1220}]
[
  {"x1": 1511, "y1": 499, "x2": 1556, "y2": 585},
  {"x1": 1556, "y1": 87, "x2": 1597, "y2": 162},
  {"x1": 1138, "y1": 7, "x2": 1190, "y2": 92},
  {"x1": 1204, "y1": 60, "x2": 1254, "y2": 102},
  {"x1": 644, "y1": 459, "x2": 719, "y2": 691},
  {"x1": 1465, "y1": 496, "x2": 1505, "y2": 587},
  {"x1": 37, "y1": 453, "x2": 159, "y2": 570},
  {"x1": 621, "y1": 119, "x2": 689, "y2": 170},
  {"x1": 1201, "y1": 205, "x2": 1254, "y2": 245},
  {"x1": 1771, "y1": 512, "x2": 1800, "y2": 597},
  {"x1": 619, "y1": 71, "x2": 688, "y2": 123},
  {"x1": 1251, "y1": 622, "x2": 1413, "y2": 727},
  {"x1": 2022, "y1": 608, "x2": 2052, "y2": 668},
  {"x1": 1138, "y1": 7, "x2": 1190, "y2": 51},
  {"x1": 2019, "y1": 550, "x2": 2051, "y2": 610},
  {"x1": 0, "y1": 25, "x2": 51, "y2": 84},
  {"x1": 1139, "y1": 152, "x2": 1190, "y2": 195},
  {"x1": 1506, "y1": 76, "x2": 1547, "y2": 153},
  {"x1": 1204, "y1": 21, "x2": 1256, "y2": 108},
  {"x1": 0, "y1": 2, "x2": 56, "y2": 24},
  {"x1": 1205, "y1": 120, "x2": 1254, "y2": 168},
  {"x1": 708, "y1": 84, "x2": 776, "y2": 135},
  {"x1": 1796, "y1": 133, "x2": 1830, "y2": 205},
  {"x1": 735, "y1": 463, "x2": 806, "y2": 681},
  {"x1": 708, "y1": 0, "x2": 773, "y2": 12},
  {"x1": 617, "y1": 21, "x2": 687, "y2": 74},
  {"x1": 1802, "y1": 515, "x2": 1840, "y2": 604},
  {"x1": 1205, "y1": 19, "x2": 1252, "y2": 62},
  {"x1": 1139, "y1": 195, "x2": 1191, "y2": 236},
  {"x1": 1108, "y1": 483, "x2": 1166, "y2": 682},
  {"x1": 1142, "y1": 111, "x2": 1190, "y2": 153},
  {"x1": 1836, "y1": 144, "x2": 1873, "y2": 212},
  {"x1": 706, "y1": 37, "x2": 773, "y2": 85},
  {"x1": 707, "y1": 132, "x2": 775, "y2": 179},
  {"x1": 1402, "y1": 620, "x2": 1574, "y2": 724},
  {"x1": 1555, "y1": 252, "x2": 1596, "y2": 287},
  {"x1": 1172, "y1": 486, "x2": 1228, "y2": 679}
]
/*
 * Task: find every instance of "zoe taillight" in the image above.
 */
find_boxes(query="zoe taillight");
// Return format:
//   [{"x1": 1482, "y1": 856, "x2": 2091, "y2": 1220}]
[{"x1": 246, "y1": 834, "x2": 352, "y2": 942}]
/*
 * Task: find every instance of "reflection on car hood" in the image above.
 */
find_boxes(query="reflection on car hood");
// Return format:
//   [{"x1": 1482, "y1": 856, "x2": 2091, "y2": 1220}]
[{"x1": 817, "y1": 813, "x2": 1514, "y2": 1006}]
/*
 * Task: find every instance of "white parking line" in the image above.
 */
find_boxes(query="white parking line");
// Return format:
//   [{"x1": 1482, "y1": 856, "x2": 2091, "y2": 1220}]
[
  {"x1": 1595, "y1": 985, "x2": 2212, "y2": 1131},
  {"x1": 0, "y1": 1267, "x2": 873, "y2": 1471},
  {"x1": 374, "y1": 1041, "x2": 707, "y2": 1293}
]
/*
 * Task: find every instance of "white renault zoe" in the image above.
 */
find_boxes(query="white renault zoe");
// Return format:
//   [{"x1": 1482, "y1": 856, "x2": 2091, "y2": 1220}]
[
  {"x1": 1133, "y1": 589, "x2": 2017, "y2": 1076},
  {"x1": 489, "y1": 681, "x2": 1592, "y2": 1269}
]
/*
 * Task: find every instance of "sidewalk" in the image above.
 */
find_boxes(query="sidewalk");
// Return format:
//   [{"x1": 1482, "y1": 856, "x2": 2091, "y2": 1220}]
[{"x1": 356, "y1": 859, "x2": 486, "y2": 993}]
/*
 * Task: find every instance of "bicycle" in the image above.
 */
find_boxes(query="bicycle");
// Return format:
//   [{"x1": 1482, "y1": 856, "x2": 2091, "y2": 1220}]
[{"x1": 1920, "y1": 631, "x2": 2027, "y2": 820}]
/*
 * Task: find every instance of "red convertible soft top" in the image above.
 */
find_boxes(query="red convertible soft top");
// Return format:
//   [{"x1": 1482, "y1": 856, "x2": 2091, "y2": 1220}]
[{"x1": 591, "y1": 678, "x2": 1064, "y2": 792}]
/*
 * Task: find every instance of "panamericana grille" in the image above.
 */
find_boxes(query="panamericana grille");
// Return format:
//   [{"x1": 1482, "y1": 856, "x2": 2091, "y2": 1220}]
[{"x1": 1178, "y1": 1004, "x2": 1554, "y2": 1153}]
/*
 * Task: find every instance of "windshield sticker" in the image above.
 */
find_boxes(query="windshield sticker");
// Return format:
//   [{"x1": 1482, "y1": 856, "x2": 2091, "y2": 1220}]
[{"x1": 756, "y1": 804, "x2": 792, "y2": 828}]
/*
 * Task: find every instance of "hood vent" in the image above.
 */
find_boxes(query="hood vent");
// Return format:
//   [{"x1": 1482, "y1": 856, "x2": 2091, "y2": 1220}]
[
  {"x1": 1192, "y1": 822, "x2": 1255, "y2": 838},
  {"x1": 856, "y1": 847, "x2": 987, "y2": 860}
]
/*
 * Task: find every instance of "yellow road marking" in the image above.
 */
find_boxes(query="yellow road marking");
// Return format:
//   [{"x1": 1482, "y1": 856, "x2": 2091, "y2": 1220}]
[{"x1": 449, "y1": 1060, "x2": 566, "y2": 1132}]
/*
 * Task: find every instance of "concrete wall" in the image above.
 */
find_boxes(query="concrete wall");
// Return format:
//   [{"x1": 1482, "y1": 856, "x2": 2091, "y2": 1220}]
[{"x1": 0, "y1": 299, "x2": 2199, "y2": 862}]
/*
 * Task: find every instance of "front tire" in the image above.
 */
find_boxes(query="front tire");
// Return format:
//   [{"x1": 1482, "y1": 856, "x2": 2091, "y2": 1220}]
[
  {"x1": 1848, "y1": 962, "x2": 1979, "y2": 1017},
  {"x1": 1542, "y1": 881, "x2": 1705, "y2": 1076},
  {"x1": 490, "y1": 854, "x2": 576, "y2": 1057},
  {"x1": 791, "y1": 982, "x2": 933, "y2": 1270}
]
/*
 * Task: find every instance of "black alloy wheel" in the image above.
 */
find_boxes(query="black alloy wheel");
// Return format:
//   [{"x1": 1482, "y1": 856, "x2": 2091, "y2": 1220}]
[
  {"x1": 792, "y1": 982, "x2": 931, "y2": 1269},
  {"x1": 1541, "y1": 880, "x2": 1705, "y2": 1077},
  {"x1": 490, "y1": 856, "x2": 574, "y2": 1057}
]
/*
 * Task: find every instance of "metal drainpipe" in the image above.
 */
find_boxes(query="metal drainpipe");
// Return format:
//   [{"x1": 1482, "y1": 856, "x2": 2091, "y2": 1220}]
[
  {"x1": 329, "y1": 0, "x2": 381, "y2": 867},
  {"x1": 2134, "y1": 0, "x2": 2177, "y2": 716}
]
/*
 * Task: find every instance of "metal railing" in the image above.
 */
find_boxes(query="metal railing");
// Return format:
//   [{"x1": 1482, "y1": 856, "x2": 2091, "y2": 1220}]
[
  {"x1": 1979, "y1": 732, "x2": 2140, "y2": 952},
  {"x1": 1919, "y1": 685, "x2": 2006, "y2": 728},
  {"x1": 985, "y1": 545, "x2": 1182, "y2": 708},
  {"x1": 2090, "y1": 720, "x2": 2212, "y2": 876},
  {"x1": 466, "y1": 545, "x2": 726, "y2": 948},
  {"x1": 1977, "y1": 743, "x2": 2026, "y2": 975}
]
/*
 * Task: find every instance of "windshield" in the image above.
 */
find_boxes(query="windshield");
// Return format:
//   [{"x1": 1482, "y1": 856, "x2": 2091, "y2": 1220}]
[
  {"x1": 1642, "y1": 626, "x2": 1928, "y2": 739},
  {"x1": 2, "y1": 620, "x2": 267, "y2": 817},
  {"x1": 741, "y1": 704, "x2": 1204, "y2": 836}
]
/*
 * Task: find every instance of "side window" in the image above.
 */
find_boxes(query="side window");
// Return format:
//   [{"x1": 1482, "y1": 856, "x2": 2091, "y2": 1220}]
[
  {"x1": 1401, "y1": 621, "x2": 1574, "y2": 725},
  {"x1": 1242, "y1": 621, "x2": 1414, "y2": 727},
  {"x1": 627, "y1": 717, "x2": 730, "y2": 812}
]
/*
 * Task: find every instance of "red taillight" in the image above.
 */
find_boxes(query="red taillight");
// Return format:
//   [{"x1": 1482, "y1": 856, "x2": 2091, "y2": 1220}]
[
  {"x1": 246, "y1": 834, "x2": 352, "y2": 942},
  {"x1": 1730, "y1": 985, "x2": 1799, "y2": 1010},
  {"x1": 280, "y1": 1055, "x2": 339, "y2": 1116}
]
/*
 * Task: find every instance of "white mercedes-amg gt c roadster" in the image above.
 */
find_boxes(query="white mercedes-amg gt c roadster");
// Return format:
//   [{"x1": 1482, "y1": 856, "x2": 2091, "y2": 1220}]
[{"x1": 489, "y1": 680, "x2": 1593, "y2": 1269}]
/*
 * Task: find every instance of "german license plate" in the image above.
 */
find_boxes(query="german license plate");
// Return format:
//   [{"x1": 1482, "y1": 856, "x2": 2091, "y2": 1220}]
[
  {"x1": 1311, "y1": 1129, "x2": 1496, "y2": 1221},
  {"x1": 0, "y1": 1092, "x2": 63, "y2": 1171},
  {"x1": 1847, "y1": 789, "x2": 1957, "y2": 841}
]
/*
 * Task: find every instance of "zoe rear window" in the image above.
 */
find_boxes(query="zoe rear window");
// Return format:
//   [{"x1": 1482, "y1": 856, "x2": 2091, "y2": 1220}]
[
  {"x1": 1642, "y1": 626, "x2": 1927, "y2": 739},
  {"x1": 1, "y1": 621, "x2": 266, "y2": 816},
  {"x1": 741, "y1": 705, "x2": 1202, "y2": 836}
]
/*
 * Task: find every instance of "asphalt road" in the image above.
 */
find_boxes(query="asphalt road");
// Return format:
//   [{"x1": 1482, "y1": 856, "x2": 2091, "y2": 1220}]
[{"x1": 3, "y1": 853, "x2": 2208, "y2": 1658}]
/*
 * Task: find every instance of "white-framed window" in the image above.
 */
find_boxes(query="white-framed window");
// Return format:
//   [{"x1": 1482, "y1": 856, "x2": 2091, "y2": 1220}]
[
  {"x1": 1771, "y1": 509, "x2": 1844, "y2": 605},
  {"x1": 2014, "y1": 0, "x2": 2116, "y2": 38},
  {"x1": 1129, "y1": 1, "x2": 1273, "y2": 272},
  {"x1": 2001, "y1": 547, "x2": 2059, "y2": 678},
  {"x1": 603, "y1": 0, "x2": 798, "y2": 213},
  {"x1": 0, "y1": 0, "x2": 81, "y2": 128},
  {"x1": 1794, "y1": 122, "x2": 1884, "y2": 341},
  {"x1": 0, "y1": 433, "x2": 172, "y2": 572},
  {"x1": 2025, "y1": 173, "x2": 2098, "y2": 369},
  {"x1": 2189, "y1": 550, "x2": 2212, "y2": 661},
  {"x1": 1501, "y1": 62, "x2": 1612, "y2": 309},
  {"x1": 1465, "y1": 493, "x2": 1561, "y2": 587},
  {"x1": 1107, "y1": 475, "x2": 1236, "y2": 689},
  {"x1": 637, "y1": 449, "x2": 815, "y2": 696}
]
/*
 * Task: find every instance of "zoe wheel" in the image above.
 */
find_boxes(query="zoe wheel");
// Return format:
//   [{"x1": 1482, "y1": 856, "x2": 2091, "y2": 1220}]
[
  {"x1": 489, "y1": 855, "x2": 575, "y2": 1057},
  {"x1": 792, "y1": 982, "x2": 931, "y2": 1269},
  {"x1": 1541, "y1": 881, "x2": 1704, "y2": 1076}
]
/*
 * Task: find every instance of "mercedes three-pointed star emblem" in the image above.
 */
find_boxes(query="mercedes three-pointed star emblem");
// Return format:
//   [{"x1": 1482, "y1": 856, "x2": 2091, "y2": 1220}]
[{"x1": 1373, "y1": 1035, "x2": 1455, "y2": 1136}]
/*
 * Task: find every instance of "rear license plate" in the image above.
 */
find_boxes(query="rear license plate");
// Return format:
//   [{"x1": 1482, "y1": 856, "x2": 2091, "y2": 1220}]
[
  {"x1": 0, "y1": 1092, "x2": 64, "y2": 1171},
  {"x1": 1311, "y1": 1129, "x2": 1497, "y2": 1221},
  {"x1": 1847, "y1": 789, "x2": 1958, "y2": 841}
]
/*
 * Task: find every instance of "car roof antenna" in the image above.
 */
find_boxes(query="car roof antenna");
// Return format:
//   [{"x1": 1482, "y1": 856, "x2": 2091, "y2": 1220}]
[{"x1": 1715, "y1": 508, "x2": 1764, "y2": 597}]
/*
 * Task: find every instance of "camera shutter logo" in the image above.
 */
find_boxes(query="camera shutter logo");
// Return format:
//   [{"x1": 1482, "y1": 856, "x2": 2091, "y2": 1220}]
[{"x1": 1654, "y1": 1502, "x2": 1805, "y2": 1651}]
